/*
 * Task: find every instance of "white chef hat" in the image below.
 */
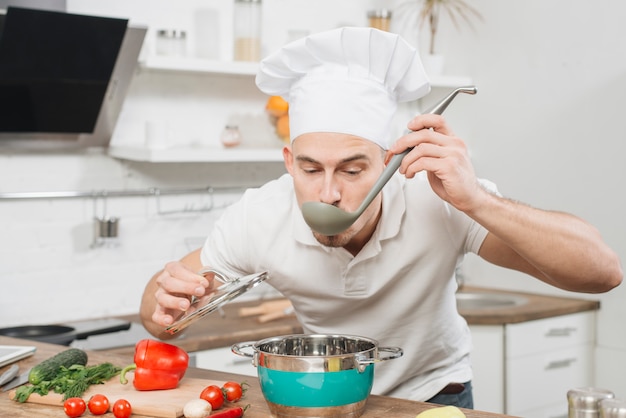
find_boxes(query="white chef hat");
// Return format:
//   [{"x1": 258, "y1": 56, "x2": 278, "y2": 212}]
[{"x1": 256, "y1": 27, "x2": 430, "y2": 149}]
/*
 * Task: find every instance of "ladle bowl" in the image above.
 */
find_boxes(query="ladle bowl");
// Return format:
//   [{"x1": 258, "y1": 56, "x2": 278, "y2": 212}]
[{"x1": 302, "y1": 86, "x2": 477, "y2": 236}]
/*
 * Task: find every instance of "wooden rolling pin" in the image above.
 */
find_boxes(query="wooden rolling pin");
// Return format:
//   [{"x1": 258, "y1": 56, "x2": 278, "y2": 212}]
[
  {"x1": 238, "y1": 299, "x2": 292, "y2": 317},
  {"x1": 257, "y1": 306, "x2": 295, "y2": 323}
]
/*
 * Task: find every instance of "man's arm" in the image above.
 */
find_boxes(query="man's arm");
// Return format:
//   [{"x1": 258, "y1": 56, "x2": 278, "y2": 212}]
[
  {"x1": 392, "y1": 114, "x2": 622, "y2": 293},
  {"x1": 473, "y1": 191, "x2": 622, "y2": 293},
  {"x1": 140, "y1": 248, "x2": 207, "y2": 339}
]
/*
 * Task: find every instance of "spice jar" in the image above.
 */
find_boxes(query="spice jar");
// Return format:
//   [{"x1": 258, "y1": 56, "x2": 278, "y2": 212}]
[
  {"x1": 600, "y1": 399, "x2": 626, "y2": 418},
  {"x1": 368, "y1": 9, "x2": 392, "y2": 32},
  {"x1": 568, "y1": 387, "x2": 615, "y2": 418},
  {"x1": 233, "y1": 0, "x2": 262, "y2": 61},
  {"x1": 220, "y1": 125, "x2": 242, "y2": 148},
  {"x1": 156, "y1": 29, "x2": 187, "y2": 56}
]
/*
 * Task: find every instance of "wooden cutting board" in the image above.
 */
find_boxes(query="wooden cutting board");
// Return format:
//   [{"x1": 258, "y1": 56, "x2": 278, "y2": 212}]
[{"x1": 9, "y1": 372, "x2": 225, "y2": 418}]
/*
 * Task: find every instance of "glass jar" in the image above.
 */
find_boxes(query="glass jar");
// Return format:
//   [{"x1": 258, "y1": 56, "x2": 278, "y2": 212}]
[
  {"x1": 367, "y1": 9, "x2": 392, "y2": 32},
  {"x1": 220, "y1": 125, "x2": 242, "y2": 148},
  {"x1": 233, "y1": 0, "x2": 262, "y2": 61}
]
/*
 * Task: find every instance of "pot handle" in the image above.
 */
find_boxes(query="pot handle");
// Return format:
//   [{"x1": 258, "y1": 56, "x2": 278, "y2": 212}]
[
  {"x1": 358, "y1": 346, "x2": 404, "y2": 365},
  {"x1": 231, "y1": 341, "x2": 256, "y2": 359},
  {"x1": 377, "y1": 346, "x2": 403, "y2": 362}
]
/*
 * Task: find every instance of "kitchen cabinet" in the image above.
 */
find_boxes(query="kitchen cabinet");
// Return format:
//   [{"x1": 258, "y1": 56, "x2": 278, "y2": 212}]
[
  {"x1": 108, "y1": 56, "x2": 473, "y2": 163},
  {"x1": 470, "y1": 311, "x2": 595, "y2": 417},
  {"x1": 192, "y1": 345, "x2": 257, "y2": 377},
  {"x1": 470, "y1": 325, "x2": 505, "y2": 413}
]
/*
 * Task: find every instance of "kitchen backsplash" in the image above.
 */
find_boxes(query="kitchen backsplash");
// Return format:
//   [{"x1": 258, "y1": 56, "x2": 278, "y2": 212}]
[{"x1": 0, "y1": 152, "x2": 286, "y2": 326}]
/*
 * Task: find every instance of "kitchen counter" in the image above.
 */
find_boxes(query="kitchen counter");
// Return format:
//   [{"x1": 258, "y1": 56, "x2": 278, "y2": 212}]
[
  {"x1": 110, "y1": 301, "x2": 303, "y2": 357},
  {"x1": 0, "y1": 336, "x2": 514, "y2": 417},
  {"x1": 107, "y1": 287, "x2": 599, "y2": 356},
  {"x1": 456, "y1": 286, "x2": 600, "y2": 325}
]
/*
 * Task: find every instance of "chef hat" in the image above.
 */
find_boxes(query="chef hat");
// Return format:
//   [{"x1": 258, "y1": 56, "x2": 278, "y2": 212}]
[{"x1": 256, "y1": 27, "x2": 430, "y2": 149}]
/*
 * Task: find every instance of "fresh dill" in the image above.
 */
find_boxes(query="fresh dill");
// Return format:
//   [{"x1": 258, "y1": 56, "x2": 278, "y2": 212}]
[{"x1": 14, "y1": 362, "x2": 121, "y2": 402}]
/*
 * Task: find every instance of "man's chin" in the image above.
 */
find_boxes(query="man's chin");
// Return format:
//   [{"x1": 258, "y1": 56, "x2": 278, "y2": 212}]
[{"x1": 313, "y1": 231, "x2": 351, "y2": 247}]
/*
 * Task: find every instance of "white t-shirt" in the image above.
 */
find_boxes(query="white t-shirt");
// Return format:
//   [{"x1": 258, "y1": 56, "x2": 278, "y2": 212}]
[{"x1": 201, "y1": 172, "x2": 491, "y2": 401}]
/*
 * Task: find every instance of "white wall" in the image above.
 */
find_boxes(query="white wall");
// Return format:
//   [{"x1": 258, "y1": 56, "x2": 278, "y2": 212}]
[
  {"x1": 1, "y1": 0, "x2": 624, "y2": 399},
  {"x1": 438, "y1": 0, "x2": 626, "y2": 396},
  {"x1": 0, "y1": 155, "x2": 286, "y2": 324}
]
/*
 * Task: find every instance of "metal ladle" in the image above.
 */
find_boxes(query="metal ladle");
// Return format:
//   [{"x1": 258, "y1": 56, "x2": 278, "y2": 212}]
[{"x1": 301, "y1": 86, "x2": 478, "y2": 236}]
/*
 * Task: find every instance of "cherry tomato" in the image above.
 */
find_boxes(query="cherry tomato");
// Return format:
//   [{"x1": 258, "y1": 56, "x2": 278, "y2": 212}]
[
  {"x1": 112, "y1": 399, "x2": 132, "y2": 418},
  {"x1": 222, "y1": 381, "x2": 245, "y2": 402},
  {"x1": 200, "y1": 384, "x2": 225, "y2": 410},
  {"x1": 87, "y1": 394, "x2": 110, "y2": 415},
  {"x1": 63, "y1": 397, "x2": 86, "y2": 418}
]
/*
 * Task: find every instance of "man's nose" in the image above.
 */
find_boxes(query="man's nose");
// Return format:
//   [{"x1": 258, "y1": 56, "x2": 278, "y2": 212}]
[{"x1": 319, "y1": 174, "x2": 341, "y2": 204}]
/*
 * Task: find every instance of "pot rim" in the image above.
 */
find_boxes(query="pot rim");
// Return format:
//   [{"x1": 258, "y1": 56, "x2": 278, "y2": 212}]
[{"x1": 251, "y1": 333, "x2": 380, "y2": 357}]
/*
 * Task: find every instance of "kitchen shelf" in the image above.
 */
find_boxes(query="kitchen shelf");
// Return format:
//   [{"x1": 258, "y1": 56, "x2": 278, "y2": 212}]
[
  {"x1": 140, "y1": 56, "x2": 473, "y2": 87},
  {"x1": 428, "y1": 74, "x2": 474, "y2": 88},
  {"x1": 121, "y1": 57, "x2": 474, "y2": 163},
  {"x1": 140, "y1": 56, "x2": 259, "y2": 76},
  {"x1": 108, "y1": 145, "x2": 284, "y2": 163}
]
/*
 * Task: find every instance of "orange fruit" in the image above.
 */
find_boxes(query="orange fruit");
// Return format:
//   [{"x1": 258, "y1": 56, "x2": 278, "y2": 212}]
[
  {"x1": 276, "y1": 114, "x2": 290, "y2": 143},
  {"x1": 266, "y1": 95, "x2": 289, "y2": 117}
]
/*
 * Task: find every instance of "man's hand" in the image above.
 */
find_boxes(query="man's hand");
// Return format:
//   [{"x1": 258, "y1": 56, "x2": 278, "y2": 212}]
[
  {"x1": 151, "y1": 261, "x2": 211, "y2": 327},
  {"x1": 140, "y1": 248, "x2": 218, "y2": 339},
  {"x1": 389, "y1": 114, "x2": 484, "y2": 213}
]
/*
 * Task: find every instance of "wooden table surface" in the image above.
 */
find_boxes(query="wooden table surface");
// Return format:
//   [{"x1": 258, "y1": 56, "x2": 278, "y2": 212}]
[{"x1": 0, "y1": 336, "x2": 515, "y2": 418}]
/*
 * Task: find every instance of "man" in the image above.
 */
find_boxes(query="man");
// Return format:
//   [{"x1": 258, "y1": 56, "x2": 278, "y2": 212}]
[{"x1": 139, "y1": 28, "x2": 622, "y2": 408}]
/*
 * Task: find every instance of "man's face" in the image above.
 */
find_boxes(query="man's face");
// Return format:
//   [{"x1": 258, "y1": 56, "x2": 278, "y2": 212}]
[{"x1": 284, "y1": 132, "x2": 386, "y2": 248}]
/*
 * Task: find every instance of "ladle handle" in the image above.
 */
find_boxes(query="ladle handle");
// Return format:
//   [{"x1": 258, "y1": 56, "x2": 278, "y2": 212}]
[
  {"x1": 355, "y1": 86, "x2": 477, "y2": 214},
  {"x1": 425, "y1": 86, "x2": 477, "y2": 116}
]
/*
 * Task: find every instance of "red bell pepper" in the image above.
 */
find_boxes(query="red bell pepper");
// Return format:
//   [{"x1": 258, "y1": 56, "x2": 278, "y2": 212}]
[{"x1": 120, "y1": 339, "x2": 189, "y2": 391}]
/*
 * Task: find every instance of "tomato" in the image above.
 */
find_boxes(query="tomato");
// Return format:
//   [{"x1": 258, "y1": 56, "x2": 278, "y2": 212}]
[
  {"x1": 222, "y1": 381, "x2": 245, "y2": 402},
  {"x1": 87, "y1": 394, "x2": 110, "y2": 415},
  {"x1": 112, "y1": 398, "x2": 132, "y2": 418},
  {"x1": 63, "y1": 397, "x2": 86, "y2": 418},
  {"x1": 200, "y1": 384, "x2": 225, "y2": 410}
]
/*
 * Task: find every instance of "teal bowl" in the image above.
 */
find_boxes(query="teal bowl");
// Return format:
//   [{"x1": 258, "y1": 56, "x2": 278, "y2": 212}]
[{"x1": 232, "y1": 334, "x2": 403, "y2": 418}]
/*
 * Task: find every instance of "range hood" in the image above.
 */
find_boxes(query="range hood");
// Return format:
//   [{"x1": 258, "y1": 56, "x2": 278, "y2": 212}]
[{"x1": 0, "y1": 7, "x2": 146, "y2": 149}]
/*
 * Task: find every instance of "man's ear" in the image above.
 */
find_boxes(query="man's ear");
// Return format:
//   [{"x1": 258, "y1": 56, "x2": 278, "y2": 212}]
[
  {"x1": 383, "y1": 150, "x2": 393, "y2": 165},
  {"x1": 283, "y1": 145, "x2": 294, "y2": 175}
]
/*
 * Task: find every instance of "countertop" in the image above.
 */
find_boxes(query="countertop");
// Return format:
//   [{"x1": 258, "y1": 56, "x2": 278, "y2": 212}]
[
  {"x1": 0, "y1": 336, "x2": 514, "y2": 417},
  {"x1": 454, "y1": 286, "x2": 600, "y2": 325},
  {"x1": 109, "y1": 286, "x2": 599, "y2": 356}
]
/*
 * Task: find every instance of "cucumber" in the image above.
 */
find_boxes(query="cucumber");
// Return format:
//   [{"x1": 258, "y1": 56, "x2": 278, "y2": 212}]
[{"x1": 28, "y1": 348, "x2": 88, "y2": 384}]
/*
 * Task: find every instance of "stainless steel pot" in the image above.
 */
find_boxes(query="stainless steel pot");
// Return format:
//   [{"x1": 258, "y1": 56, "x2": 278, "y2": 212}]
[{"x1": 232, "y1": 334, "x2": 402, "y2": 418}]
